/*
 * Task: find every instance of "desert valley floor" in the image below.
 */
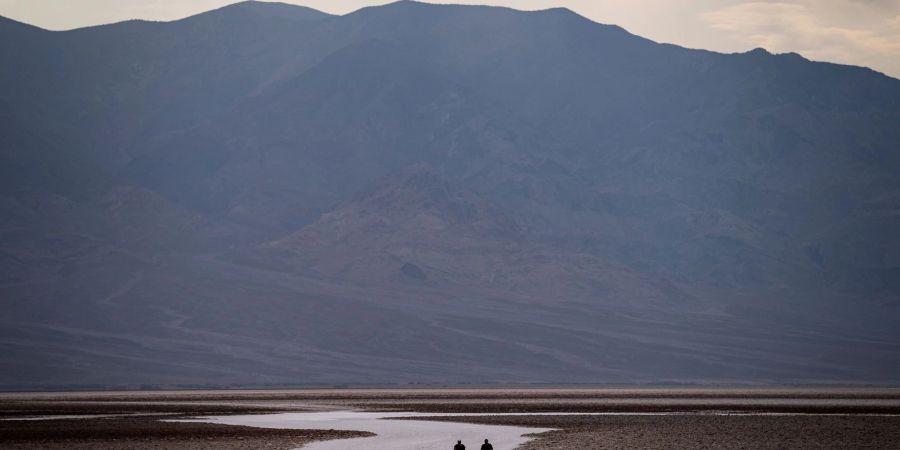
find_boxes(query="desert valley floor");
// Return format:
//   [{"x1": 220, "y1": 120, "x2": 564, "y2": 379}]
[{"x1": 1, "y1": 388, "x2": 900, "y2": 449}]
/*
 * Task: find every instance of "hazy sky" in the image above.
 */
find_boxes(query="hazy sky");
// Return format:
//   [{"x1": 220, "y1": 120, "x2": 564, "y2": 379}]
[{"x1": 2, "y1": 0, "x2": 899, "y2": 78}]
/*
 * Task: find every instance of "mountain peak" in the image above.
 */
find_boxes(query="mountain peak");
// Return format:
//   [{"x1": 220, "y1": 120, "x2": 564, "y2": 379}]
[
  {"x1": 746, "y1": 47, "x2": 771, "y2": 56},
  {"x1": 189, "y1": 1, "x2": 332, "y2": 23},
  {"x1": 0, "y1": 14, "x2": 46, "y2": 33},
  {"x1": 231, "y1": 1, "x2": 333, "y2": 21}
]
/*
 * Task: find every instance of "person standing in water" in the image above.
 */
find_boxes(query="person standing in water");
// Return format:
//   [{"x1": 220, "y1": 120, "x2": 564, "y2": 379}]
[
  {"x1": 454, "y1": 439, "x2": 466, "y2": 450},
  {"x1": 481, "y1": 438, "x2": 493, "y2": 450}
]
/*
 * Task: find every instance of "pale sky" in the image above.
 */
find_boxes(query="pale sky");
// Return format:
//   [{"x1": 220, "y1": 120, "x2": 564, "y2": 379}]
[{"x1": 2, "y1": 0, "x2": 899, "y2": 78}]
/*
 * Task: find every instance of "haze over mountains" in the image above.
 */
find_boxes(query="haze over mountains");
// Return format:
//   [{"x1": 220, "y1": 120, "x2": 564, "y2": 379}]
[{"x1": 2, "y1": 1, "x2": 899, "y2": 388}]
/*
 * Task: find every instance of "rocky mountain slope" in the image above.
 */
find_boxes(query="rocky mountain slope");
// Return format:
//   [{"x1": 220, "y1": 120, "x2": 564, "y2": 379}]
[{"x1": 1, "y1": 1, "x2": 899, "y2": 388}]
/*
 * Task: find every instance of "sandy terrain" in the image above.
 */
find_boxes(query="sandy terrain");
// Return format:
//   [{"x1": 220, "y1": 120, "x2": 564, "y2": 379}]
[{"x1": 2, "y1": 388, "x2": 899, "y2": 449}]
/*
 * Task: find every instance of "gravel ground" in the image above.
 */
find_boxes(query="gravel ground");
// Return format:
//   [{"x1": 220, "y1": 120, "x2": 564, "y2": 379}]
[
  {"x1": 0, "y1": 416, "x2": 370, "y2": 449},
  {"x1": 415, "y1": 413, "x2": 900, "y2": 449},
  {"x1": 0, "y1": 400, "x2": 368, "y2": 450}
]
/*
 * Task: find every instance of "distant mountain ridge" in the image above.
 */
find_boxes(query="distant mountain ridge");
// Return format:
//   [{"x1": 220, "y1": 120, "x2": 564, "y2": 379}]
[
  {"x1": 1, "y1": 1, "x2": 899, "y2": 388},
  {"x1": 227, "y1": 1, "x2": 334, "y2": 21}
]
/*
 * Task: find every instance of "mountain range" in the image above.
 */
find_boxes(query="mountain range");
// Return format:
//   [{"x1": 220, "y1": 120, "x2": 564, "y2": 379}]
[{"x1": 1, "y1": 1, "x2": 899, "y2": 388}]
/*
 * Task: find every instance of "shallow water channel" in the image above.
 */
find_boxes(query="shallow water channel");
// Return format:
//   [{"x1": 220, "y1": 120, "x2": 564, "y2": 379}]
[{"x1": 181, "y1": 411, "x2": 553, "y2": 449}]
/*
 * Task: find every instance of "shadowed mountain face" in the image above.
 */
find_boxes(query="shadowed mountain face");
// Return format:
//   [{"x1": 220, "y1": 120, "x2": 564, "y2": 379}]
[{"x1": 2, "y1": 1, "x2": 900, "y2": 388}]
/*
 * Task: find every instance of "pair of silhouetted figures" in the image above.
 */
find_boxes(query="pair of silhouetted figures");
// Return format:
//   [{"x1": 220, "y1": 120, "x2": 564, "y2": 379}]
[{"x1": 454, "y1": 439, "x2": 492, "y2": 450}]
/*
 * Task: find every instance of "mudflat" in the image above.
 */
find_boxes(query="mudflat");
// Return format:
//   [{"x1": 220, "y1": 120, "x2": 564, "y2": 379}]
[{"x1": 2, "y1": 388, "x2": 899, "y2": 449}]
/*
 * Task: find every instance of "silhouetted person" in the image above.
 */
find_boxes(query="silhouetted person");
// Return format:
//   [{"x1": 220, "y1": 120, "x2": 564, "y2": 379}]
[
  {"x1": 481, "y1": 438, "x2": 493, "y2": 450},
  {"x1": 454, "y1": 440, "x2": 466, "y2": 450}
]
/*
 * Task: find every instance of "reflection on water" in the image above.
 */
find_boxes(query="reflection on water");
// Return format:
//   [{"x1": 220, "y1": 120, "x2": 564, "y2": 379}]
[{"x1": 179, "y1": 411, "x2": 552, "y2": 450}]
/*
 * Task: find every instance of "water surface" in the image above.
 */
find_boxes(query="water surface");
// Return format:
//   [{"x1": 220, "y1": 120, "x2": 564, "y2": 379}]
[{"x1": 183, "y1": 411, "x2": 552, "y2": 450}]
